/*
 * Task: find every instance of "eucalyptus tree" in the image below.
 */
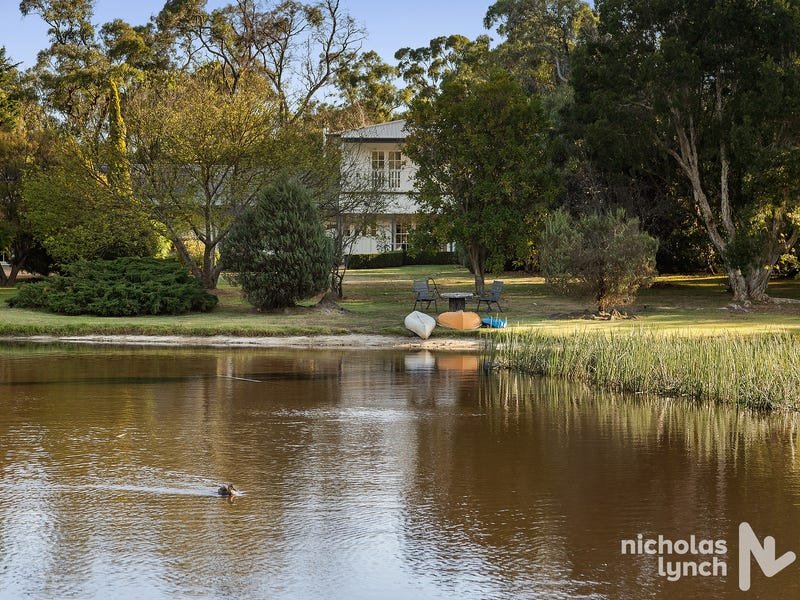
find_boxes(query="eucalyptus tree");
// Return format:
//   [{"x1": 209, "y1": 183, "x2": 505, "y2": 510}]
[
  {"x1": 485, "y1": 0, "x2": 596, "y2": 92},
  {"x1": 395, "y1": 34, "x2": 492, "y2": 102},
  {"x1": 0, "y1": 48, "x2": 21, "y2": 128},
  {"x1": 573, "y1": 0, "x2": 800, "y2": 303},
  {"x1": 332, "y1": 50, "x2": 402, "y2": 126},
  {"x1": 20, "y1": 0, "x2": 126, "y2": 137},
  {"x1": 126, "y1": 73, "x2": 277, "y2": 288},
  {"x1": 154, "y1": 0, "x2": 364, "y2": 124}
]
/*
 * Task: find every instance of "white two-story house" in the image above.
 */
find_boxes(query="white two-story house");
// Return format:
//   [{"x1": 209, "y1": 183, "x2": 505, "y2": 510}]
[{"x1": 330, "y1": 120, "x2": 419, "y2": 254}]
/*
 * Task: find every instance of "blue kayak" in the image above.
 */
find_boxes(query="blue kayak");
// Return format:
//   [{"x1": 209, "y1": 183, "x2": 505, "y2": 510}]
[{"x1": 481, "y1": 316, "x2": 507, "y2": 328}]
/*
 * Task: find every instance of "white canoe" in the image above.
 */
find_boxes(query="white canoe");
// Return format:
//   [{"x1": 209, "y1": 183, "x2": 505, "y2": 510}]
[{"x1": 404, "y1": 311, "x2": 436, "y2": 339}]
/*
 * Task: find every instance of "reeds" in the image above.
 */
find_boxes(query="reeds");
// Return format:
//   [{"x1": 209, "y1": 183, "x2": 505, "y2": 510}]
[{"x1": 485, "y1": 329, "x2": 800, "y2": 410}]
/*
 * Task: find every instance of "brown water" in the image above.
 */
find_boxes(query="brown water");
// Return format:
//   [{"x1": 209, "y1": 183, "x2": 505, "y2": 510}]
[{"x1": 0, "y1": 344, "x2": 799, "y2": 599}]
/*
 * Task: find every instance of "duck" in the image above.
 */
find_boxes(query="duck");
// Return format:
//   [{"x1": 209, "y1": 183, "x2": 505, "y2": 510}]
[{"x1": 217, "y1": 483, "x2": 239, "y2": 497}]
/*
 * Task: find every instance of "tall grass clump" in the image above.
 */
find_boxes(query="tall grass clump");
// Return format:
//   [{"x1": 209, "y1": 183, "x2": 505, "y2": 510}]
[{"x1": 486, "y1": 329, "x2": 800, "y2": 410}]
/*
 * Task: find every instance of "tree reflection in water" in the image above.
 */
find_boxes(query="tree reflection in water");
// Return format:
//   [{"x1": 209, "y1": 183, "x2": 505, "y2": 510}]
[{"x1": 0, "y1": 345, "x2": 798, "y2": 598}]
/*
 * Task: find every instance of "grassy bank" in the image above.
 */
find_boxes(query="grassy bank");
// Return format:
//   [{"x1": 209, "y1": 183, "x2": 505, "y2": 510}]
[
  {"x1": 486, "y1": 328, "x2": 800, "y2": 410},
  {"x1": 1, "y1": 265, "x2": 800, "y2": 338}
]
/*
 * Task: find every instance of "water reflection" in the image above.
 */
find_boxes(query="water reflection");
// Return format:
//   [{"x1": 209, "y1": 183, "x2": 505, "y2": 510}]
[{"x1": 0, "y1": 344, "x2": 798, "y2": 599}]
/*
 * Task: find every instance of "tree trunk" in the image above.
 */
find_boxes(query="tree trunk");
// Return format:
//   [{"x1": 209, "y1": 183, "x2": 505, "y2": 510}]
[
  {"x1": 0, "y1": 257, "x2": 24, "y2": 287},
  {"x1": 728, "y1": 265, "x2": 773, "y2": 305},
  {"x1": 201, "y1": 244, "x2": 219, "y2": 289},
  {"x1": 468, "y1": 243, "x2": 487, "y2": 294},
  {"x1": 331, "y1": 269, "x2": 345, "y2": 299},
  {"x1": 317, "y1": 290, "x2": 341, "y2": 309},
  {"x1": 172, "y1": 237, "x2": 205, "y2": 284},
  {"x1": 7, "y1": 263, "x2": 20, "y2": 286},
  {"x1": 668, "y1": 113, "x2": 790, "y2": 306}
]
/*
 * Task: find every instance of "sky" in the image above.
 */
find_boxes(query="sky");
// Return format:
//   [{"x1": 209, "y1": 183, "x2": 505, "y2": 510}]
[{"x1": 0, "y1": 0, "x2": 496, "y2": 69}]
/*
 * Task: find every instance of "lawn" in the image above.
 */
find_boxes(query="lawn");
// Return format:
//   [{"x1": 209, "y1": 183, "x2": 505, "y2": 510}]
[{"x1": 1, "y1": 264, "x2": 800, "y2": 337}]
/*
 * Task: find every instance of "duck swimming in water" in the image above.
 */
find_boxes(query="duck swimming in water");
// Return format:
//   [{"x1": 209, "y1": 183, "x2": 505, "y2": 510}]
[{"x1": 217, "y1": 483, "x2": 239, "y2": 497}]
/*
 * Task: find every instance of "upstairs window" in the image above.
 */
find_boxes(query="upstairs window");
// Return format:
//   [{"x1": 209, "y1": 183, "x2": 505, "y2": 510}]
[
  {"x1": 371, "y1": 151, "x2": 385, "y2": 188},
  {"x1": 387, "y1": 151, "x2": 402, "y2": 188}
]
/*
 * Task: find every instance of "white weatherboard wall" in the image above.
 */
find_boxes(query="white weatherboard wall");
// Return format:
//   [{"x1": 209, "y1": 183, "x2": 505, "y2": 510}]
[{"x1": 332, "y1": 120, "x2": 420, "y2": 254}]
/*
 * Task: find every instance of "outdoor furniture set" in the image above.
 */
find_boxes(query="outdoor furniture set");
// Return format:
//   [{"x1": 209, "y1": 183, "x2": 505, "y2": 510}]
[{"x1": 412, "y1": 277, "x2": 504, "y2": 313}]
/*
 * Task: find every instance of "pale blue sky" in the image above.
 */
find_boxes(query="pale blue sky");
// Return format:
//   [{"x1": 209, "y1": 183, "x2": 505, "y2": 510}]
[{"x1": 0, "y1": 0, "x2": 496, "y2": 69}]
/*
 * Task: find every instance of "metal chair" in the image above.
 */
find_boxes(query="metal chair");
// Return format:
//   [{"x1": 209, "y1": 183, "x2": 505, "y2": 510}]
[
  {"x1": 412, "y1": 278, "x2": 438, "y2": 312},
  {"x1": 476, "y1": 280, "x2": 504, "y2": 312}
]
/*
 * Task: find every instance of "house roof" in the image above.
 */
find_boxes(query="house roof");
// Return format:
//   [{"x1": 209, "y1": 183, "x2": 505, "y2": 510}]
[{"x1": 335, "y1": 119, "x2": 408, "y2": 143}]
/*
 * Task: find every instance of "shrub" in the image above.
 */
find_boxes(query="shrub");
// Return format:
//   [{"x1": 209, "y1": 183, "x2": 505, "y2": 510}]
[
  {"x1": 345, "y1": 251, "x2": 404, "y2": 269},
  {"x1": 8, "y1": 257, "x2": 218, "y2": 315},
  {"x1": 222, "y1": 178, "x2": 333, "y2": 310},
  {"x1": 403, "y1": 250, "x2": 459, "y2": 266},
  {"x1": 344, "y1": 250, "x2": 458, "y2": 269},
  {"x1": 540, "y1": 209, "x2": 658, "y2": 311}
]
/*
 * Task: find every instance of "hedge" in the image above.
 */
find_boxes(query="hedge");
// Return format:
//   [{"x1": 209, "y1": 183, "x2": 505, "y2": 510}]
[{"x1": 345, "y1": 250, "x2": 458, "y2": 269}]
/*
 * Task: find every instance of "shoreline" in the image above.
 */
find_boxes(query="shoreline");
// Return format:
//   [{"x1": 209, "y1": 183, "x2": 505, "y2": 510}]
[{"x1": 0, "y1": 333, "x2": 484, "y2": 352}]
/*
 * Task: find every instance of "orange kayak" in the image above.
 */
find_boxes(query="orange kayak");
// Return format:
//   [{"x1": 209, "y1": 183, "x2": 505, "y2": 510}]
[{"x1": 437, "y1": 311, "x2": 482, "y2": 330}]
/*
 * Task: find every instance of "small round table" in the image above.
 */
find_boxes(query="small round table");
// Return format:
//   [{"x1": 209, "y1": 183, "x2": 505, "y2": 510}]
[{"x1": 440, "y1": 292, "x2": 474, "y2": 312}]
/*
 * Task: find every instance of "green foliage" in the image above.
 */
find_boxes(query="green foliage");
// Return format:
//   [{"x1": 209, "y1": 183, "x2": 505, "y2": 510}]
[
  {"x1": 334, "y1": 50, "x2": 402, "y2": 123},
  {"x1": 153, "y1": 0, "x2": 364, "y2": 123},
  {"x1": 126, "y1": 73, "x2": 276, "y2": 288},
  {"x1": 403, "y1": 250, "x2": 459, "y2": 266},
  {"x1": 222, "y1": 179, "x2": 333, "y2": 310},
  {"x1": 540, "y1": 209, "x2": 658, "y2": 311},
  {"x1": 485, "y1": 0, "x2": 596, "y2": 92},
  {"x1": 774, "y1": 252, "x2": 800, "y2": 280},
  {"x1": 106, "y1": 78, "x2": 132, "y2": 197},
  {"x1": 20, "y1": 0, "x2": 116, "y2": 133},
  {"x1": 345, "y1": 252, "x2": 404, "y2": 270},
  {"x1": 570, "y1": 0, "x2": 800, "y2": 301},
  {"x1": 0, "y1": 105, "x2": 60, "y2": 284},
  {"x1": 0, "y1": 47, "x2": 20, "y2": 127},
  {"x1": 22, "y1": 139, "x2": 158, "y2": 263},
  {"x1": 8, "y1": 257, "x2": 217, "y2": 315},
  {"x1": 404, "y1": 56, "x2": 560, "y2": 291},
  {"x1": 396, "y1": 35, "x2": 493, "y2": 102},
  {"x1": 344, "y1": 250, "x2": 458, "y2": 270}
]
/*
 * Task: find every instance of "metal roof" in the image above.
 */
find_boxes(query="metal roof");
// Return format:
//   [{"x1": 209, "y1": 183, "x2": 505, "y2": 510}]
[{"x1": 336, "y1": 119, "x2": 408, "y2": 142}]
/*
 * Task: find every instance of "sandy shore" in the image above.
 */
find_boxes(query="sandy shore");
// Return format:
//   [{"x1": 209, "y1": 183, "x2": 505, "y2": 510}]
[{"x1": 3, "y1": 334, "x2": 483, "y2": 352}]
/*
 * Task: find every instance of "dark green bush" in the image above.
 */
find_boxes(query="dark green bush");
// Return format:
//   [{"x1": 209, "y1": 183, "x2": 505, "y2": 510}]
[
  {"x1": 8, "y1": 257, "x2": 218, "y2": 316},
  {"x1": 345, "y1": 251, "x2": 404, "y2": 269},
  {"x1": 345, "y1": 250, "x2": 457, "y2": 269},
  {"x1": 222, "y1": 178, "x2": 333, "y2": 310},
  {"x1": 403, "y1": 250, "x2": 458, "y2": 266}
]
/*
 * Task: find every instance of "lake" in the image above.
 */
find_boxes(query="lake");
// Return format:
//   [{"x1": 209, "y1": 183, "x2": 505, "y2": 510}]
[{"x1": 0, "y1": 344, "x2": 798, "y2": 599}]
